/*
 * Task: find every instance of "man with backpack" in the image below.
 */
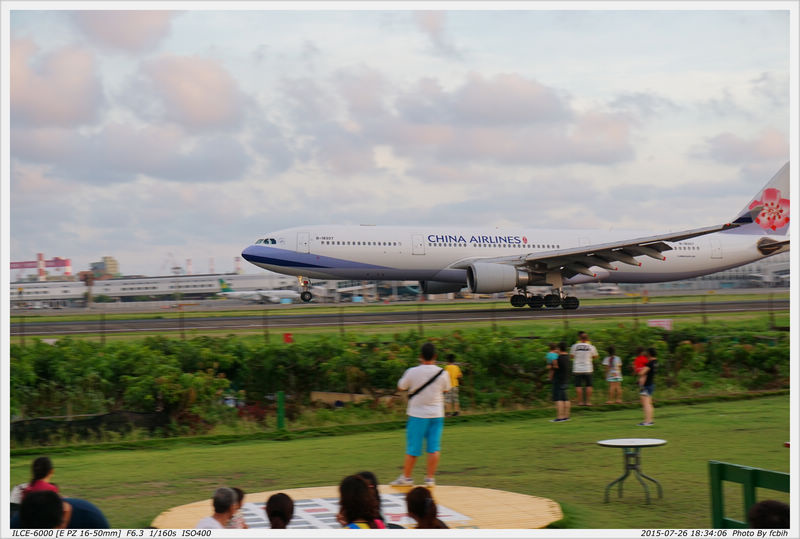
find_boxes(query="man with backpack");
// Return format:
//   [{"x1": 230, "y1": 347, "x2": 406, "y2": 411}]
[{"x1": 391, "y1": 342, "x2": 452, "y2": 488}]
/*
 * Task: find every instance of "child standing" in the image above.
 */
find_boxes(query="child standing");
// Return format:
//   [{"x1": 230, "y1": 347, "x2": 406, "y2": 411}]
[{"x1": 602, "y1": 346, "x2": 623, "y2": 404}]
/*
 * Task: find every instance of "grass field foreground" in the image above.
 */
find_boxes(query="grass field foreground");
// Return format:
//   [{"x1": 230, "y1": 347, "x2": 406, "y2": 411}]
[{"x1": 9, "y1": 396, "x2": 790, "y2": 529}]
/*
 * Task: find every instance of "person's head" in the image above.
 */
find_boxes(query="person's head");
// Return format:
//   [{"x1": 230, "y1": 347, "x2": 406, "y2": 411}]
[
  {"x1": 647, "y1": 347, "x2": 657, "y2": 358},
  {"x1": 266, "y1": 493, "x2": 294, "y2": 529},
  {"x1": 31, "y1": 456, "x2": 54, "y2": 484},
  {"x1": 607, "y1": 345, "x2": 616, "y2": 356},
  {"x1": 635, "y1": 346, "x2": 644, "y2": 355},
  {"x1": 548, "y1": 342, "x2": 557, "y2": 351},
  {"x1": 748, "y1": 499, "x2": 789, "y2": 529},
  {"x1": 356, "y1": 471, "x2": 381, "y2": 507},
  {"x1": 558, "y1": 341, "x2": 567, "y2": 353},
  {"x1": 211, "y1": 487, "x2": 236, "y2": 516},
  {"x1": 420, "y1": 342, "x2": 436, "y2": 363},
  {"x1": 406, "y1": 487, "x2": 444, "y2": 529},
  {"x1": 446, "y1": 353, "x2": 455, "y2": 364},
  {"x1": 339, "y1": 474, "x2": 379, "y2": 525},
  {"x1": 19, "y1": 490, "x2": 64, "y2": 529},
  {"x1": 578, "y1": 331, "x2": 589, "y2": 342},
  {"x1": 231, "y1": 487, "x2": 245, "y2": 511}
]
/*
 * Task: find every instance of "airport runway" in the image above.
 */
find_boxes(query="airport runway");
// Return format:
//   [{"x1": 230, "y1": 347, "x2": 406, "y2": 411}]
[{"x1": 10, "y1": 299, "x2": 789, "y2": 337}]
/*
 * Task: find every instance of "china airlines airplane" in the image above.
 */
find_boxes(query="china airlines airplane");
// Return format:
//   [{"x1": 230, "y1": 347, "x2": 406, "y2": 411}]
[{"x1": 242, "y1": 163, "x2": 790, "y2": 309}]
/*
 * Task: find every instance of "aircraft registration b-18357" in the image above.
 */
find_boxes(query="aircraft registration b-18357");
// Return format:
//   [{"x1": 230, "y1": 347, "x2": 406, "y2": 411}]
[
  {"x1": 217, "y1": 278, "x2": 302, "y2": 304},
  {"x1": 241, "y1": 163, "x2": 790, "y2": 310}
]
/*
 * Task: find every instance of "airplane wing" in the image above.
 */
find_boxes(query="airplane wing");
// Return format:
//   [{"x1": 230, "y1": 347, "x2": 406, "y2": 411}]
[{"x1": 450, "y1": 223, "x2": 739, "y2": 279}]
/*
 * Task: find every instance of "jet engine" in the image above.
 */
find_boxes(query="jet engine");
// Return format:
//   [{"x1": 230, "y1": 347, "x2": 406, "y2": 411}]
[
  {"x1": 466, "y1": 263, "x2": 531, "y2": 293},
  {"x1": 419, "y1": 281, "x2": 466, "y2": 294}
]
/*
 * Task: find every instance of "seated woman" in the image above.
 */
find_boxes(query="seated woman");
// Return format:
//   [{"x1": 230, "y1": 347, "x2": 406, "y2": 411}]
[
  {"x1": 356, "y1": 471, "x2": 403, "y2": 528},
  {"x1": 405, "y1": 487, "x2": 448, "y2": 529},
  {"x1": 337, "y1": 475, "x2": 386, "y2": 529},
  {"x1": 265, "y1": 493, "x2": 294, "y2": 529}
]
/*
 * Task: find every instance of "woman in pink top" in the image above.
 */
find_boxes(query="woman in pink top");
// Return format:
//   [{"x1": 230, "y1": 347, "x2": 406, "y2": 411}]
[{"x1": 22, "y1": 457, "x2": 59, "y2": 498}]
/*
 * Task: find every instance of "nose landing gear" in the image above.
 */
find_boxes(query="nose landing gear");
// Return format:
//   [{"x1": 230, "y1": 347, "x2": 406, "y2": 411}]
[{"x1": 298, "y1": 276, "x2": 313, "y2": 303}]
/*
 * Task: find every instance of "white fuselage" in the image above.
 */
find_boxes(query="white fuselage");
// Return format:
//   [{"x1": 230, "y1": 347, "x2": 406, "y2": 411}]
[
  {"x1": 241, "y1": 225, "x2": 776, "y2": 286},
  {"x1": 219, "y1": 289, "x2": 301, "y2": 303}
]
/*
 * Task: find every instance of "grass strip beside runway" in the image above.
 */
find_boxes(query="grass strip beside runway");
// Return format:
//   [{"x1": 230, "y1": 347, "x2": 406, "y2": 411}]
[{"x1": 9, "y1": 395, "x2": 790, "y2": 529}]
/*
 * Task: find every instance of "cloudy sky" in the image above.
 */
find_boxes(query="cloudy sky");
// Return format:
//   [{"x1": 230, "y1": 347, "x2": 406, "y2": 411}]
[{"x1": 3, "y1": 4, "x2": 795, "y2": 278}]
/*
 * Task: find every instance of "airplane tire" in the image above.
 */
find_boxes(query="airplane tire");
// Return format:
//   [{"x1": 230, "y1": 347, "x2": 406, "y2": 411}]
[
  {"x1": 543, "y1": 294, "x2": 561, "y2": 308},
  {"x1": 300, "y1": 291, "x2": 313, "y2": 302},
  {"x1": 562, "y1": 296, "x2": 580, "y2": 310},
  {"x1": 527, "y1": 295, "x2": 544, "y2": 309},
  {"x1": 510, "y1": 294, "x2": 527, "y2": 308}
]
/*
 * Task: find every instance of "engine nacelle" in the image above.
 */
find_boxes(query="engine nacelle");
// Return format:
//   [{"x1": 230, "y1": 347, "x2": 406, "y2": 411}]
[
  {"x1": 419, "y1": 280, "x2": 465, "y2": 294},
  {"x1": 466, "y1": 263, "x2": 531, "y2": 293}
]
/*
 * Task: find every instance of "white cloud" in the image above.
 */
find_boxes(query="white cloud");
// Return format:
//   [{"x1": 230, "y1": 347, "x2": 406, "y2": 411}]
[
  {"x1": 72, "y1": 11, "x2": 175, "y2": 52},
  {"x1": 10, "y1": 38, "x2": 104, "y2": 127},
  {"x1": 696, "y1": 129, "x2": 789, "y2": 165},
  {"x1": 136, "y1": 54, "x2": 248, "y2": 131}
]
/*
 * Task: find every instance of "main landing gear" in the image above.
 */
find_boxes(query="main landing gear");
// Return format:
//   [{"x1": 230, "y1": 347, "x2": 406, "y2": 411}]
[
  {"x1": 298, "y1": 276, "x2": 313, "y2": 303},
  {"x1": 509, "y1": 290, "x2": 580, "y2": 310}
]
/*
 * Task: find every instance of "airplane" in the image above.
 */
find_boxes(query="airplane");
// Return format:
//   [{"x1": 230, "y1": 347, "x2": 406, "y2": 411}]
[
  {"x1": 241, "y1": 162, "x2": 790, "y2": 310},
  {"x1": 594, "y1": 285, "x2": 623, "y2": 295},
  {"x1": 216, "y1": 278, "x2": 301, "y2": 304}
]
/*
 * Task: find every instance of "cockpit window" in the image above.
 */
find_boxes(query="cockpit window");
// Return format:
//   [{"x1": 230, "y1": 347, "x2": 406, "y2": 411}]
[{"x1": 255, "y1": 238, "x2": 277, "y2": 245}]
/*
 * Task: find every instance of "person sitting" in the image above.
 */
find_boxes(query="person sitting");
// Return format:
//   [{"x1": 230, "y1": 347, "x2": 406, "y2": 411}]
[
  {"x1": 226, "y1": 487, "x2": 248, "y2": 529},
  {"x1": 11, "y1": 490, "x2": 109, "y2": 529},
  {"x1": 196, "y1": 487, "x2": 236, "y2": 529},
  {"x1": 337, "y1": 475, "x2": 386, "y2": 529},
  {"x1": 405, "y1": 486, "x2": 448, "y2": 529},
  {"x1": 748, "y1": 499, "x2": 789, "y2": 529},
  {"x1": 265, "y1": 493, "x2": 294, "y2": 529},
  {"x1": 357, "y1": 471, "x2": 404, "y2": 528},
  {"x1": 23, "y1": 457, "x2": 59, "y2": 498}
]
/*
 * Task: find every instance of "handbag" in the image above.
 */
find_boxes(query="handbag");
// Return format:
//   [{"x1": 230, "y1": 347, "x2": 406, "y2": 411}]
[{"x1": 408, "y1": 368, "x2": 444, "y2": 399}]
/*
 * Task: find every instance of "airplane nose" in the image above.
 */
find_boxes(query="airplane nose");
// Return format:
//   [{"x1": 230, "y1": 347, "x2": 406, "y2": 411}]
[{"x1": 241, "y1": 244, "x2": 258, "y2": 262}]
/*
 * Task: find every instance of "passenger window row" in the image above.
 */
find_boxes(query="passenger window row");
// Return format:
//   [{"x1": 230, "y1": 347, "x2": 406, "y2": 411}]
[
  {"x1": 428, "y1": 243, "x2": 561, "y2": 249},
  {"x1": 320, "y1": 241, "x2": 400, "y2": 247}
]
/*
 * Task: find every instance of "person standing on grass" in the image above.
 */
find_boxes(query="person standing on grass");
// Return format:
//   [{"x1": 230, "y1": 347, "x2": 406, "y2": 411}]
[
  {"x1": 22, "y1": 457, "x2": 59, "y2": 498},
  {"x1": 550, "y1": 342, "x2": 571, "y2": 422},
  {"x1": 637, "y1": 348, "x2": 658, "y2": 426},
  {"x1": 443, "y1": 354, "x2": 463, "y2": 417},
  {"x1": 602, "y1": 346, "x2": 623, "y2": 404},
  {"x1": 391, "y1": 342, "x2": 451, "y2": 488},
  {"x1": 570, "y1": 331, "x2": 598, "y2": 406}
]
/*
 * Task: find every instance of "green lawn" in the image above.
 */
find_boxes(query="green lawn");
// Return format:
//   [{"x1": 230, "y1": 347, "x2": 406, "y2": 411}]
[{"x1": 9, "y1": 395, "x2": 790, "y2": 529}]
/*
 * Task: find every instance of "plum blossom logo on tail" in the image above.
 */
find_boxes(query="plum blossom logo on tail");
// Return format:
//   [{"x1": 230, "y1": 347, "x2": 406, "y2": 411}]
[{"x1": 749, "y1": 188, "x2": 789, "y2": 231}]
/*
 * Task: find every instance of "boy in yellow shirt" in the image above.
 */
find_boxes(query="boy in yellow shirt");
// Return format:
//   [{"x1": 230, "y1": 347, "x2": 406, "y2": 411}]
[{"x1": 444, "y1": 354, "x2": 463, "y2": 417}]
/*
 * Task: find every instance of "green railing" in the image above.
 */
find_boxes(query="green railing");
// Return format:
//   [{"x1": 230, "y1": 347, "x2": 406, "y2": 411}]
[{"x1": 708, "y1": 460, "x2": 790, "y2": 528}]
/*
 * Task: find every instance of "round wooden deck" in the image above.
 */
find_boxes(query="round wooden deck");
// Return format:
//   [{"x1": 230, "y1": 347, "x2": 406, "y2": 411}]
[{"x1": 152, "y1": 484, "x2": 563, "y2": 529}]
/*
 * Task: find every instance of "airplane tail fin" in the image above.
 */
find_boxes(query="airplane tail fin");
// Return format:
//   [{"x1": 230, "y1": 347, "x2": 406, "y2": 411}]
[
  {"x1": 218, "y1": 278, "x2": 233, "y2": 292},
  {"x1": 729, "y1": 162, "x2": 790, "y2": 235}
]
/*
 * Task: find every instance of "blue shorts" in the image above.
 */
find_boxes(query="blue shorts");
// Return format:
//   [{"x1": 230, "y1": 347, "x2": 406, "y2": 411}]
[
  {"x1": 406, "y1": 416, "x2": 444, "y2": 457},
  {"x1": 640, "y1": 384, "x2": 655, "y2": 397}
]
